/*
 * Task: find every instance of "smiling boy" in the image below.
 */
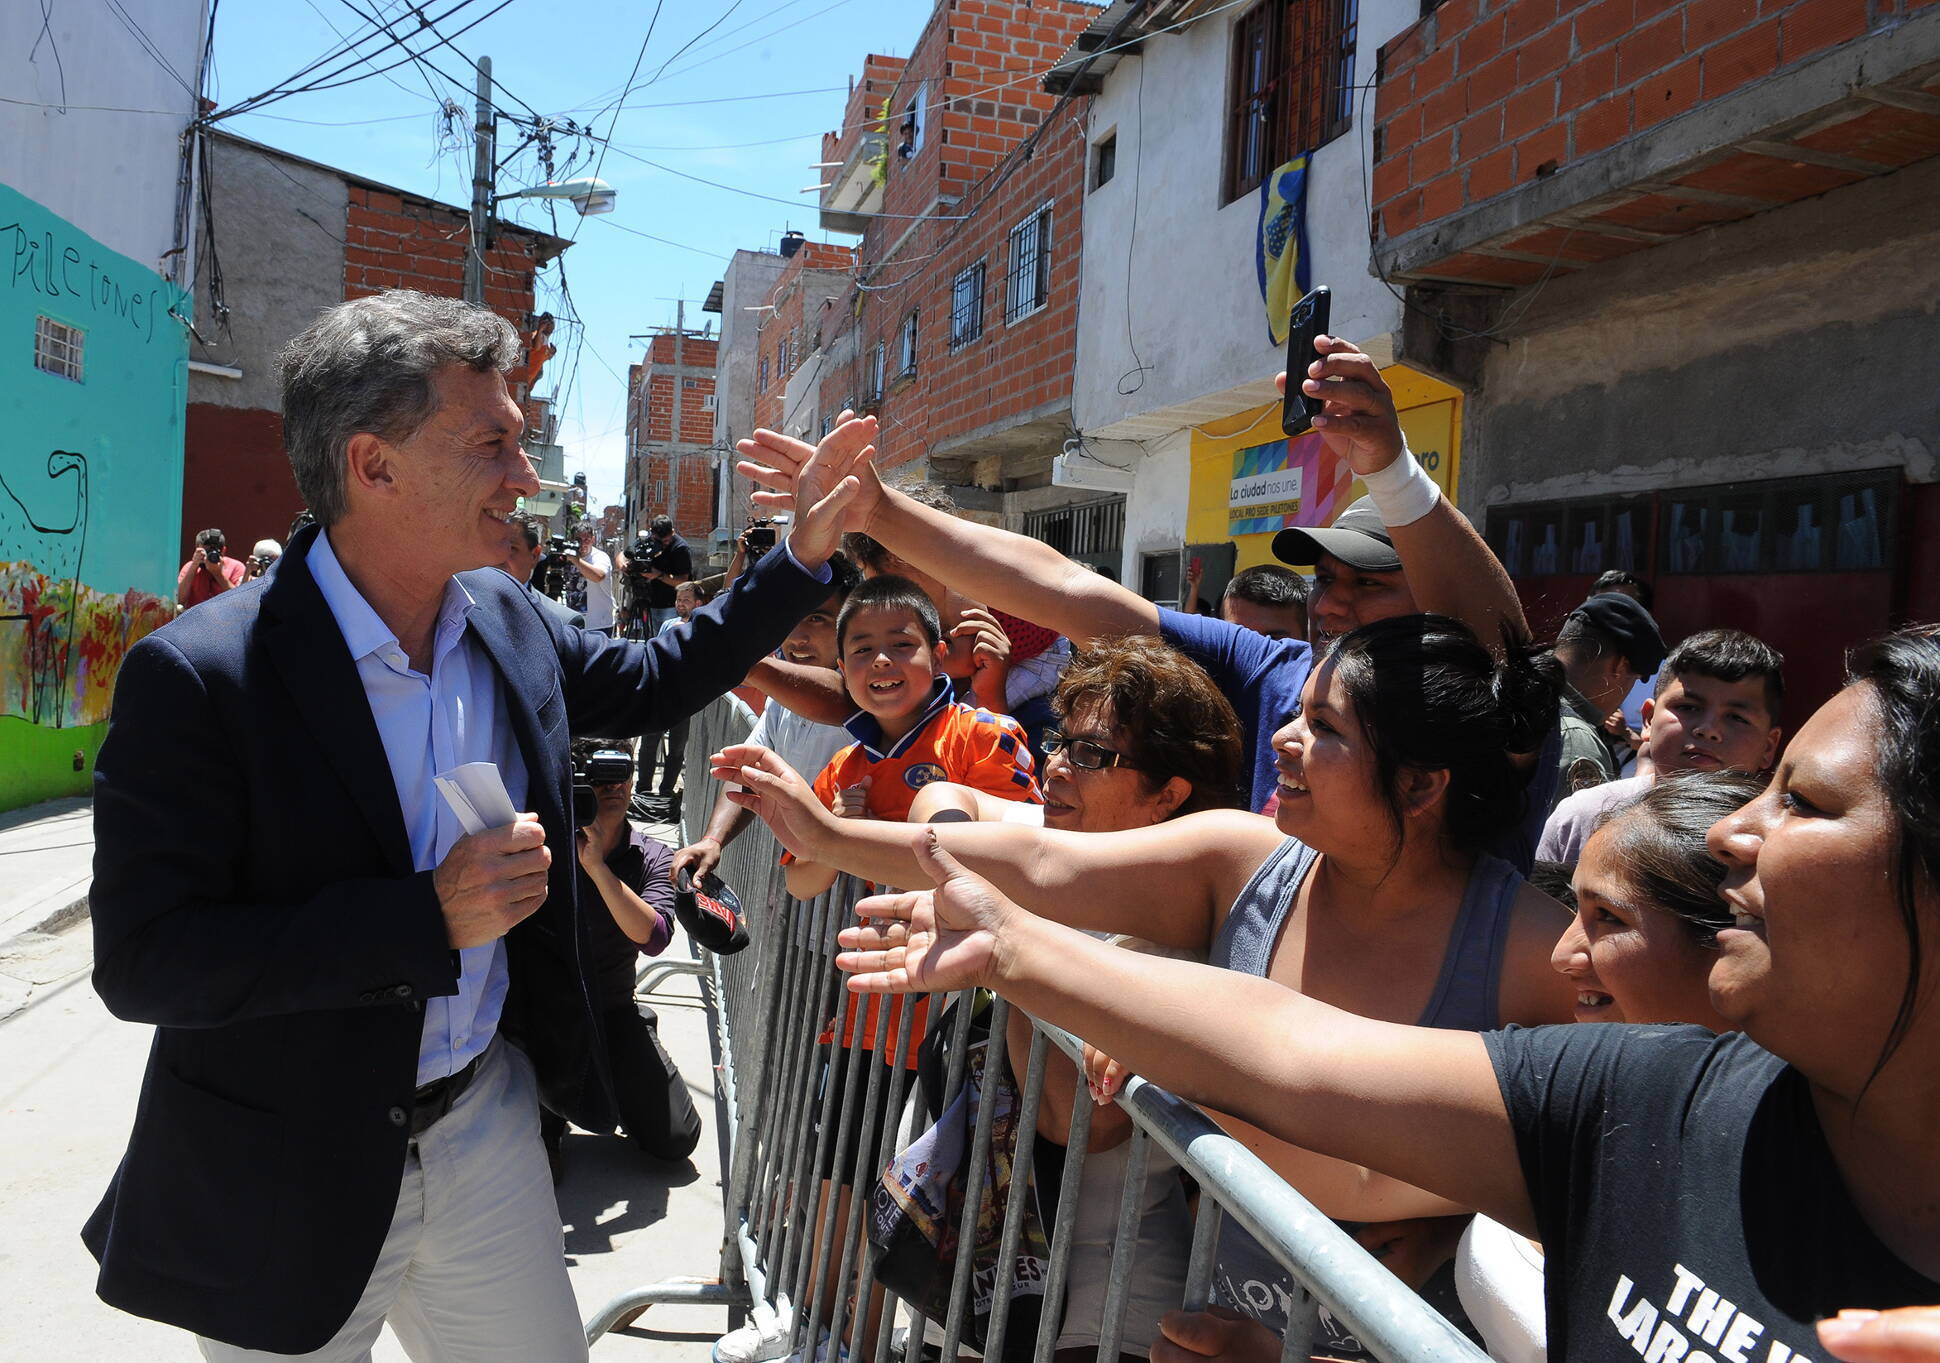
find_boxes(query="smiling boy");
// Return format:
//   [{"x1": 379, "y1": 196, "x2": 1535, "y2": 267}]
[
  {"x1": 1538, "y1": 629, "x2": 1784, "y2": 865},
  {"x1": 783, "y1": 575, "x2": 1041, "y2": 900}
]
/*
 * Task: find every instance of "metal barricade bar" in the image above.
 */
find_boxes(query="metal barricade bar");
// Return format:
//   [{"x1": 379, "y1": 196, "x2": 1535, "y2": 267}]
[{"x1": 587, "y1": 697, "x2": 1496, "y2": 1363}]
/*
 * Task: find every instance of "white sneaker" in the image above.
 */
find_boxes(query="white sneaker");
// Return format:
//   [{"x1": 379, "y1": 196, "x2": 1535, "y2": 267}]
[
  {"x1": 779, "y1": 1330, "x2": 847, "y2": 1363},
  {"x1": 713, "y1": 1316, "x2": 794, "y2": 1363}
]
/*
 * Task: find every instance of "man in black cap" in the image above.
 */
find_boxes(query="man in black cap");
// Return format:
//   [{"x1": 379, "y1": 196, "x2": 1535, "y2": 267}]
[
  {"x1": 1551, "y1": 591, "x2": 1668, "y2": 794},
  {"x1": 1270, "y1": 494, "x2": 1411, "y2": 650}
]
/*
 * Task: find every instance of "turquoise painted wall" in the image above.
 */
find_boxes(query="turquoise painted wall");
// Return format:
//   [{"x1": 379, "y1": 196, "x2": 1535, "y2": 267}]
[{"x1": 0, "y1": 181, "x2": 188, "y2": 810}]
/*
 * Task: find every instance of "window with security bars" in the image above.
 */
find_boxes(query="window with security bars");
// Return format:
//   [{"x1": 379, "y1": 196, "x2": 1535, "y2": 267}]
[
  {"x1": 1005, "y1": 207, "x2": 1053, "y2": 324},
  {"x1": 820, "y1": 414, "x2": 834, "y2": 438},
  {"x1": 34, "y1": 315, "x2": 84, "y2": 381},
  {"x1": 758, "y1": 356, "x2": 769, "y2": 391},
  {"x1": 866, "y1": 343, "x2": 886, "y2": 402},
  {"x1": 950, "y1": 261, "x2": 985, "y2": 349},
  {"x1": 1224, "y1": 0, "x2": 1357, "y2": 204},
  {"x1": 898, "y1": 311, "x2": 918, "y2": 378}
]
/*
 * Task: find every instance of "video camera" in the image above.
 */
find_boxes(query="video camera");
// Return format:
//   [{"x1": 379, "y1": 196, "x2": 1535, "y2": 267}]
[
  {"x1": 571, "y1": 746, "x2": 633, "y2": 827},
  {"x1": 743, "y1": 517, "x2": 777, "y2": 561},
  {"x1": 533, "y1": 535, "x2": 574, "y2": 602}
]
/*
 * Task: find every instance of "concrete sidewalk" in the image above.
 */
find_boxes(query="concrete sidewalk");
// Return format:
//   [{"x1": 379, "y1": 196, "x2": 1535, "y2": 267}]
[{"x1": 0, "y1": 804, "x2": 736, "y2": 1361}]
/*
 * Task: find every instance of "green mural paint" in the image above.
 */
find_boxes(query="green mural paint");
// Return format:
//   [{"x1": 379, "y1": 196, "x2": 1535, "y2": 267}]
[{"x1": 0, "y1": 181, "x2": 188, "y2": 811}]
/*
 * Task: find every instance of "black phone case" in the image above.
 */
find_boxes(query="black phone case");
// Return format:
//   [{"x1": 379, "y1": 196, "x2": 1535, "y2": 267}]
[{"x1": 1281, "y1": 285, "x2": 1333, "y2": 437}]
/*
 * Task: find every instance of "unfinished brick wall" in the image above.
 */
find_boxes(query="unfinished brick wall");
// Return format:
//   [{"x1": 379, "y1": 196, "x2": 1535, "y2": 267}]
[
  {"x1": 342, "y1": 185, "x2": 549, "y2": 328},
  {"x1": 753, "y1": 249, "x2": 856, "y2": 435},
  {"x1": 626, "y1": 333, "x2": 719, "y2": 543},
  {"x1": 814, "y1": 0, "x2": 1094, "y2": 474},
  {"x1": 1371, "y1": 0, "x2": 1925, "y2": 239}
]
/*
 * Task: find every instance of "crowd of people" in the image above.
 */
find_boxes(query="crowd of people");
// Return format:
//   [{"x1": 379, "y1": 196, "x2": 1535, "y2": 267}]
[{"x1": 93, "y1": 288, "x2": 1935, "y2": 1363}]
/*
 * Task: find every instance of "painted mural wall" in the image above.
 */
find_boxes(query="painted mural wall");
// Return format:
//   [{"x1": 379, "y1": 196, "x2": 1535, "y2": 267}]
[
  {"x1": 1, "y1": 182, "x2": 187, "y2": 810},
  {"x1": 1186, "y1": 365, "x2": 1465, "y2": 572}
]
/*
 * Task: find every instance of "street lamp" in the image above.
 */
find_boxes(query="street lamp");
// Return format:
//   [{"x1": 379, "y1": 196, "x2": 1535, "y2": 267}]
[{"x1": 464, "y1": 56, "x2": 619, "y2": 302}]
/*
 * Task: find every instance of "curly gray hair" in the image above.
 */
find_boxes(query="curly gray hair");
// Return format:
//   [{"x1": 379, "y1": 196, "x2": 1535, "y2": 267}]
[{"x1": 278, "y1": 291, "x2": 521, "y2": 526}]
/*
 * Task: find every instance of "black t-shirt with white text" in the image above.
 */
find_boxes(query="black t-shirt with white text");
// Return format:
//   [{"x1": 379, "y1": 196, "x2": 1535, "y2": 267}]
[{"x1": 1485, "y1": 1024, "x2": 1936, "y2": 1363}]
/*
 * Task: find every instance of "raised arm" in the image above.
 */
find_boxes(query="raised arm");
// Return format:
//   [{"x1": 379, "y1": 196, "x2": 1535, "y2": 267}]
[
  {"x1": 843, "y1": 834, "x2": 1535, "y2": 1235},
  {"x1": 742, "y1": 656, "x2": 852, "y2": 726},
  {"x1": 738, "y1": 419, "x2": 1157, "y2": 646},
  {"x1": 712, "y1": 744, "x2": 1277, "y2": 950},
  {"x1": 1299, "y1": 338, "x2": 1529, "y2": 648}
]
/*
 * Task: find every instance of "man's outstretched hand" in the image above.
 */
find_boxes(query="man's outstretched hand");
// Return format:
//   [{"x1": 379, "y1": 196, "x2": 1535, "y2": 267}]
[
  {"x1": 837, "y1": 831, "x2": 1011, "y2": 995},
  {"x1": 737, "y1": 414, "x2": 884, "y2": 564},
  {"x1": 1276, "y1": 335, "x2": 1404, "y2": 478}
]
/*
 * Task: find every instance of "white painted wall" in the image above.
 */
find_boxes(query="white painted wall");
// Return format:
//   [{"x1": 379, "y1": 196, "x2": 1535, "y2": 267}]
[
  {"x1": 1117, "y1": 428, "x2": 1191, "y2": 586},
  {"x1": 1074, "y1": 0, "x2": 1413, "y2": 438},
  {"x1": 1, "y1": 0, "x2": 207, "y2": 279}
]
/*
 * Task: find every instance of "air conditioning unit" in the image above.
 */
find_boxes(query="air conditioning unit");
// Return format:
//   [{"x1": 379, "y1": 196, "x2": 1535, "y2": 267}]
[{"x1": 1052, "y1": 449, "x2": 1136, "y2": 493}]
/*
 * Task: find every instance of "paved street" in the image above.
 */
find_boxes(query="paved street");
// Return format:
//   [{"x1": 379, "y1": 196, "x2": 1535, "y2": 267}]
[{"x1": 0, "y1": 805, "x2": 736, "y2": 1361}]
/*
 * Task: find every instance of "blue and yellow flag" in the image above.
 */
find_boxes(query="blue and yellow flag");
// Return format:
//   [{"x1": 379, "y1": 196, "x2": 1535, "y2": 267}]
[{"x1": 1256, "y1": 155, "x2": 1311, "y2": 346}]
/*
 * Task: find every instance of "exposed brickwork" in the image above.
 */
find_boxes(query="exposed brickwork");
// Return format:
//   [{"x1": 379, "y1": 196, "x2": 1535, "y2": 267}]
[
  {"x1": 342, "y1": 184, "x2": 554, "y2": 332},
  {"x1": 1370, "y1": 0, "x2": 1932, "y2": 241},
  {"x1": 810, "y1": 0, "x2": 1095, "y2": 476},
  {"x1": 752, "y1": 245, "x2": 857, "y2": 435},
  {"x1": 624, "y1": 333, "x2": 719, "y2": 542}
]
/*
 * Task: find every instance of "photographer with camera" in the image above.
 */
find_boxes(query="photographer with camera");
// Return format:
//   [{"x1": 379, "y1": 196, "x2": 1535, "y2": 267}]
[
  {"x1": 546, "y1": 738, "x2": 701, "y2": 1176},
  {"x1": 564, "y1": 523, "x2": 617, "y2": 635},
  {"x1": 500, "y1": 513, "x2": 585, "y2": 630},
  {"x1": 626, "y1": 514, "x2": 692, "y2": 633},
  {"x1": 175, "y1": 527, "x2": 246, "y2": 609},
  {"x1": 246, "y1": 539, "x2": 282, "y2": 580}
]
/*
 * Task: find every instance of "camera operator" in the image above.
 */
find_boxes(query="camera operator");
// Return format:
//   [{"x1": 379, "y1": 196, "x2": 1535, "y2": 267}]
[
  {"x1": 175, "y1": 528, "x2": 246, "y2": 609},
  {"x1": 563, "y1": 524, "x2": 617, "y2": 636},
  {"x1": 723, "y1": 515, "x2": 781, "y2": 588},
  {"x1": 627, "y1": 514, "x2": 691, "y2": 633},
  {"x1": 246, "y1": 540, "x2": 283, "y2": 580},
  {"x1": 547, "y1": 738, "x2": 702, "y2": 1173}
]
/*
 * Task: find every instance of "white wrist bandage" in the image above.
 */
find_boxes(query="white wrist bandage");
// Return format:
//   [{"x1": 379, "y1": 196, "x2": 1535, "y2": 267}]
[{"x1": 1359, "y1": 440, "x2": 1441, "y2": 529}]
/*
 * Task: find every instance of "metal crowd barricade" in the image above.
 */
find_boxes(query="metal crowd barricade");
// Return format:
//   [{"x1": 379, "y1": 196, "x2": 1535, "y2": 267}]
[{"x1": 585, "y1": 697, "x2": 1493, "y2": 1363}]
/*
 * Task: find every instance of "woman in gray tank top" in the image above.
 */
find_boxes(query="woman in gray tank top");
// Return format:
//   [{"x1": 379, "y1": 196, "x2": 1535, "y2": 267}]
[{"x1": 717, "y1": 615, "x2": 1579, "y2": 1356}]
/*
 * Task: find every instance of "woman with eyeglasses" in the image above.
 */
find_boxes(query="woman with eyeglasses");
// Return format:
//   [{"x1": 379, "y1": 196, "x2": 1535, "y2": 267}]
[
  {"x1": 902, "y1": 635, "x2": 1246, "y2": 1362},
  {"x1": 714, "y1": 615, "x2": 1577, "y2": 1358},
  {"x1": 833, "y1": 627, "x2": 1940, "y2": 1363}
]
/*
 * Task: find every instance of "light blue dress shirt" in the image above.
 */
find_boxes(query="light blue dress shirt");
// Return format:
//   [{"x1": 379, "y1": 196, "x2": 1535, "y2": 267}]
[{"x1": 309, "y1": 531, "x2": 528, "y2": 1087}]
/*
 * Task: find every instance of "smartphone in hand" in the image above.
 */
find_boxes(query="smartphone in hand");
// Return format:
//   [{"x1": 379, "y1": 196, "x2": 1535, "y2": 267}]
[{"x1": 1280, "y1": 285, "x2": 1332, "y2": 438}]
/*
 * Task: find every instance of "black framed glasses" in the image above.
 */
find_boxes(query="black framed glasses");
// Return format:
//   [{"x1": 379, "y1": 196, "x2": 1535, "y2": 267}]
[{"x1": 1042, "y1": 730, "x2": 1136, "y2": 772}]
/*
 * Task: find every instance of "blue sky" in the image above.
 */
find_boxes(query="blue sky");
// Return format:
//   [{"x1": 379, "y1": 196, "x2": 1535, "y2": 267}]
[{"x1": 209, "y1": 0, "x2": 931, "y2": 511}]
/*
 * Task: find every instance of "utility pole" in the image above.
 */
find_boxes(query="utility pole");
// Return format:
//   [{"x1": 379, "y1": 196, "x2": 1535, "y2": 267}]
[
  {"x1": 670, "y1": 299, "x2": 685, "y2": 534},
  {"x1": 464, "y1": 56, "x2": 494, "y2": 305}
]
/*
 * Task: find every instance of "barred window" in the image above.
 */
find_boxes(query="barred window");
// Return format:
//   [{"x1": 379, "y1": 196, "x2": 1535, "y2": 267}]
[
  {"x1": 1006, "y1": 207, "x2": 1053, "y2": 324},
  {"x1": 866, "y1": 343, "x2": 886, "y2": 401},
  {"x1": 820, "y1": 414, "x2": 834, "y2": 438},
  {"x1": 898, "y1": 311, "x2": 918, "y2": 378},
  {"x1": 34, "y1": 315, "x2": 84, "y2": 381},
  {"x1": 758, "y1": 355, "x2": 769, "y2": 391},
  {"x1": 1224, "y1": 0, "x2": 1357, "y2": 204},
  {"x1": 950, "y1": 261, "x2": 985, "y2": 349}
]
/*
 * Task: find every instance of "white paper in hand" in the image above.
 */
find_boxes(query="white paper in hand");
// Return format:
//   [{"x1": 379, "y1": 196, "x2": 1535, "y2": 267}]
[{"x1": 434, "y1": 761, "x2": 519, "y2": 834}]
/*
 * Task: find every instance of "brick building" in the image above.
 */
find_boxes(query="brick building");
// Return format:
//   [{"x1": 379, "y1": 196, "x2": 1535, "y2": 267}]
[
  {"x1": 752, "y1": 240, "x2": 856, "y2": 440},
  {"x1": 806, "y1": 0, "x2": 1110, "y2": 551},
  {"x1": 182, "y1": 130, "x2": 566, "y2": 554},
  {"x1": 1368, "y1": 0, "x2": 1940, "y2": 712},
  {"x1": 623, "y1": 329, "x2": 719, "y2": 552}
]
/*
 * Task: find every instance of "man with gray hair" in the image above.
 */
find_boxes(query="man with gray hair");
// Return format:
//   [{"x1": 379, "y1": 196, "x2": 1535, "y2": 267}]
[{"x1": 83, "y1": 291, "x2": 863, "y2": 1359}]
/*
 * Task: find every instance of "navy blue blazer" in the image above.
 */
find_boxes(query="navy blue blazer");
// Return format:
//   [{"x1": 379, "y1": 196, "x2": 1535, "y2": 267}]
[{"x1": 81, "y1": 523, "x2": 825, "y2": 1353}]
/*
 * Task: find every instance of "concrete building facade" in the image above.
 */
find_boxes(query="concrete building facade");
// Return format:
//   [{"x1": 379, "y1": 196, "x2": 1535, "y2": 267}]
[
  {"x1": 1370, "y1": 0, "x2": 1940, "y2": 710},
  {"x1": 704, "y1": 248, "x2": 790, "y2": 535}
]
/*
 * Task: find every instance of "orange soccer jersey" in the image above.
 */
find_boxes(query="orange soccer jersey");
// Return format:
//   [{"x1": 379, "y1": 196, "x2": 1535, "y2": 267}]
[{"x1": 804, "y1": 678, "x2": 1041, "y2": 1063}]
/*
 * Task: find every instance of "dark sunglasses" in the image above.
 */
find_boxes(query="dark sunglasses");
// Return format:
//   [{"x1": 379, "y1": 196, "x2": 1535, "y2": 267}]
[{"x1": 1042, "y1": 730, "x2": 1136, "y2": 772}]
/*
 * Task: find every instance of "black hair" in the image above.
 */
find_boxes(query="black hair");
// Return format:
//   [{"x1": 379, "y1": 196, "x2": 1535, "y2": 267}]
[
  {"x1": 843, "y1": 482, "x2": 958, "y2": 572},
  {"x1": 1592, "y1": 771, "x2": 1765, "y2": 945},
  {"x1": 196, "y1": 527, "x2": 225, "y2": 551},
  {"x1": 1653, "y1": 628, "x2": 1785, "y2": 723},
  {"x1": 1527, "y1": 860, "x2": 1578, "y2": 911},
  {"x1": 1592, "y1": 569, "x2": 1654, "y2": 611},
  {"x1": 505, "y1": 511, "x2": 542, "y2": 551},
  {"x1": 650, "y1": 514, "x2": 674, "y2": 537},
  {"x1": 827, "y1": 549, "x2": 863, "y2": 602},
  {"x1": 1326, "y1": 615, "x2": 1562, "y2": 856},
  {"x1": 835, "y1": 574, "x2": 943, "y2": 652},
  {"x1": 1224, "y1": 564, "x2": 1309, "y2": 609},
  {"x1": 570, "y1": 735, "x2": 637, "y2": 762},
  {"x1": 1848, "y1": 625, "x2": 1940, "y2": 1077}
]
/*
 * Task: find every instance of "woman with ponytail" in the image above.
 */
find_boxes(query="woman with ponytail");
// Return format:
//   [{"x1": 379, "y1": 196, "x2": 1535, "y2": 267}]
[{"x1": 714, "y1": 613, "x2": 1578, "y2": 1356}]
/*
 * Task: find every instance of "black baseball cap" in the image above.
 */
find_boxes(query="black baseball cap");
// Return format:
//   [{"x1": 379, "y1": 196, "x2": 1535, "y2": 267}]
[
  {"x1": 1569, "y1": 592, "x2": 1667, "y2": 676},
  {"x1": 1271, "y1": 496, "x2": 1400, "y2": 573}
]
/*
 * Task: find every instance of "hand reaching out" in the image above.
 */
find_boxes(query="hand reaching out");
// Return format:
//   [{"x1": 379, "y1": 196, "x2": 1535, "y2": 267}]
[
  {"x1": 837, "y1": 831, "x2": 1014, "y2": 995},
  {"x1": 1276, "y1": 335, "x2": 1405, "y2": 478},
  {"x1": 1821, "y1": 1308, "x2": 1940, "y2": 1363},
  {"x1": 736, "y1": 415, "x2": 883, "y2": 565},
  {"x1": 708, "y1": 743, "x2": 834, "y2": 860}
]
